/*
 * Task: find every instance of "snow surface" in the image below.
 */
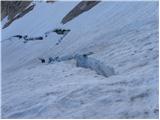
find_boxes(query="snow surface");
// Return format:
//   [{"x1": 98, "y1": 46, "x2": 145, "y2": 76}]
[{"x1": 1, "y1": 1, "x2": 159, "y2": 119}]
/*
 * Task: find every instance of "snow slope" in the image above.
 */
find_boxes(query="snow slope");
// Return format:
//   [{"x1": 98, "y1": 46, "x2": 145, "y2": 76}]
[{"x1": 1, "y1": 1, "x2": 159, "y2": 119}]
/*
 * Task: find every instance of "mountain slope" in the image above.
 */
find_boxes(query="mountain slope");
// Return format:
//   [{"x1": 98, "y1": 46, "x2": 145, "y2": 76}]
[{"x1": 1, "y1": 1, "x2": 159, "y2": 119}]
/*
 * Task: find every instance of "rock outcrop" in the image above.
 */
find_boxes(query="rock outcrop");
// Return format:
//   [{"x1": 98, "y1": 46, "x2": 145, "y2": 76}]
[
  {"x1": 1, "y1": 1, "x2": 100, "y2": 28},
  {"x1": 46, "y1": 1, "x2": 55, "y2": 3},
  {"x1": 1, "y1": 1, "x2": 35, "y2": 29},
  {"x1": 61, "y1": 1, "x2": 100, "y2": 24}
]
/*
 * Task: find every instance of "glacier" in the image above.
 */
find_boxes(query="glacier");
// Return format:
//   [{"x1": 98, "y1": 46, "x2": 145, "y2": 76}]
[{"x1": 1, "y1": 1, "x2": 159, "y2": 119}]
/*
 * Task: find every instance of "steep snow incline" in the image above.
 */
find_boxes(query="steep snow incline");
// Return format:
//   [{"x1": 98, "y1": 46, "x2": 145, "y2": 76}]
[
  {"x1": 2, "y1": 1, "x2": 78, "y2": 71},
  {"x1": 2, "y1": 2, "x2": 78, "y2": 39},
  {"x1": 2, "y1": 1, "x2": 159, "y2": 119}
]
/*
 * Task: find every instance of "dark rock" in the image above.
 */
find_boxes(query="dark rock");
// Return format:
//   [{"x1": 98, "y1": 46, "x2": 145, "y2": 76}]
[
  {"x1": 2, "y1": 1, "x2": 35, "y2": 29},
  {"x1": 13, "y1": 35, "x2": 23, "y2": 39},
  {"x1": 61, "y1": 1, "x2": 100, "y2": 24},
  {"x1": 38, "y1": 58, "x2": 45, "y2": 63}
]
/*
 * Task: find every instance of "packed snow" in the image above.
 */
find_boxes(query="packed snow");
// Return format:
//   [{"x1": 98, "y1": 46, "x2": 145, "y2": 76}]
[{"x1": 1, "y1": 1, "x2": 159, "y2": 119}]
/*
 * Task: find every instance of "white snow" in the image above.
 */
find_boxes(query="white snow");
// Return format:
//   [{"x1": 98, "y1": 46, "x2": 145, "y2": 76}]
[{"x1": 1, "y1": 1, "x2": 159, "y2": 119}]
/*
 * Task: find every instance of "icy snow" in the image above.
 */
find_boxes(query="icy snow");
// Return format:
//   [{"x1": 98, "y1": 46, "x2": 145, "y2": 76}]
[{"x1": 1, "y1": 1, "x2": 159, "y2": 119}]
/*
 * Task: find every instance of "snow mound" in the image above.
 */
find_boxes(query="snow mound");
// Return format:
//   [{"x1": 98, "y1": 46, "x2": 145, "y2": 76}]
[{"x1": 75, "y1": 54, "x2": 115, "y2": 77}]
